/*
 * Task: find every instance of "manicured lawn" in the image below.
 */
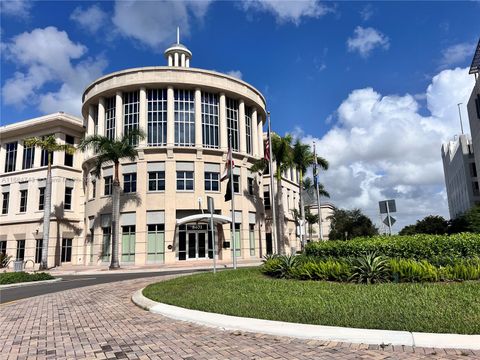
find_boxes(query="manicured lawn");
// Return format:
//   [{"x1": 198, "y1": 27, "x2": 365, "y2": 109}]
[
  {"x1": 0, "y1": 271, "x2": 54, "y2": 285},
  {"x1": 143, "y1": 268, "x2": 480, "y2": 335}
]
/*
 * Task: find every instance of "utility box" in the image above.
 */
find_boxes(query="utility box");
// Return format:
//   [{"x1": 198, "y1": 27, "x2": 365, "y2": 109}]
[{"x1": 13, "y1": 260, "x2": 23, "y2": 272}]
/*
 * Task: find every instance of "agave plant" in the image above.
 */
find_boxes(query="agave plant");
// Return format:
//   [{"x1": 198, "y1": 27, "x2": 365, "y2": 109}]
[{"x1": 349, "y1": 252, "x2": 390, "y2": 284}]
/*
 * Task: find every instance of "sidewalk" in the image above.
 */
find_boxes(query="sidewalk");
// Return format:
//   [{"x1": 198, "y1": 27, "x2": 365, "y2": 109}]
[{"x1": 43, "y1": 258, "x2": 262, "y2": 276}]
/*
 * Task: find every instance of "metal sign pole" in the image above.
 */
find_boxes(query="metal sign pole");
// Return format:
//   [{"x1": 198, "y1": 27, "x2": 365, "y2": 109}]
[
  {"x1": 207, "y1": 196, "x2": 216, "y2": 274},
  {"x1": 386, "y1": 201, "x2": 392, "y2": 236}
]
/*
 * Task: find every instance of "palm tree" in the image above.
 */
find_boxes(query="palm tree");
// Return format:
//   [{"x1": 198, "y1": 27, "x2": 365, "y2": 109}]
[
  {"x1": 292, "y1": 140, "x2": 328, "y2": 249},
  {"x1": 305, "y1": 209, "x2": 319, "y2": 241},
  {"x1": 303, "y1": 177, "x2": 330, "y2": 198},
  {"x1": 78, "y1": 129, "x2": 145, "y2": 269},
  {"x1": 25, "y1": 135, "x2": 76, "y2": 270},
  {"x1": 251, "y1": 133, "x2": 293, "y2": 254}
]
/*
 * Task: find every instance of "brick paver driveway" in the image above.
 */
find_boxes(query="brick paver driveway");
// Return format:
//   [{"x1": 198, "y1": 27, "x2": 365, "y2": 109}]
[{"x1": 1, "y1": 276, "x2": 478, "y2": 360}]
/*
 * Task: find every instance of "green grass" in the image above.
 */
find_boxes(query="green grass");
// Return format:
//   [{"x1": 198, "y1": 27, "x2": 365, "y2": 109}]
[
  {"x1": 143, "y1": 268, "x2": 480, "y2": 335},
  {"x1": 0, "y1": 271, "x2": 54, "y2": 285}
]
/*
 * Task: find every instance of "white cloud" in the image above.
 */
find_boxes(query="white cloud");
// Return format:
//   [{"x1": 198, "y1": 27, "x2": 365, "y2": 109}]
[
  {"x1": 226, "y1": 70, "x2": 243, "y2": 79},
  {"x1": 439, "y1": 42, "x2": 474, "y2": 69},
  {"x1": 2, "y1": 26, "x2": 107, "y2": 115},
  {"x1": 70, "y1": 4, "x2": 108, "y2": 34},
  {"x1": 242, "y1": 0, "x2": 331, "y2": 25},
  {"x1": 0, "y1": 0, "x2": 32, "y2": 18},
  {"x1": 347, "y1": 26, "x2": 389, "y2": 58},
  {"x1": 295, "y1": 67, "x2": 475, "y2": 231},
  {"x1": 112, "y1": 0, "x2": 212, "y2": 50},
  {"x1": 359, "y1": 4, "x2": 373, "y2": 21}
]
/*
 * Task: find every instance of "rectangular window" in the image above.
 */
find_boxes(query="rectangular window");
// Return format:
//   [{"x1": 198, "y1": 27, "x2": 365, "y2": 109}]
[
  {"x1": 91, "y1": 179, "x2": 96, "y2": 199},
  {"x1": 204, "y1": 172, "x2": 219, "y2": 191},
  {"x1": 470, "y1": 163, "x2": 478, "y2": 178},
  {"x1": 249, "y1": 224, "x2": 255, "y2": 256},
  {"x1": 233, "y1": 223, "x2": 241, "y2": 257},
  {"x1": 148, "y1": 171, "x2": 165, "y2": 191},
  {"x1": 104, "y1": 176, "x2": 113, "y2": 196},
  {"x1": 102, "y1": 227, "x2": 111, "y2": 261},
  {"x1": 123, "y1": 173, "x2": 137, "y2": 193},
  {"x1": 473, "y1": 181, "x2": 480, "y2": 196},
  {"x1": 233, "y1": 174, "x2": 240, "y2": 194},
  {"x1": 147, "y1": 89, "x2": 167, "y2": 146},
  {"x1": 245, "y1": 106, "x2": 252, "y2": 154},
  {"x1": 174, "y1": 89, "x2": 195, "y2": 146},
  {"x1": 176, "y1": 171, "x2": 194, "y2": 191},
  {"x1": 248, "y1": 177, "x2": 254, "y2": 195},
  {"x1": 64, "y1": 135, "x2": 74, "y2": 167},
  {"x1": 22, "y1": 143, "x2": 35, "y2": 169},
  {"x1": 263, "y1": 185, "x2": 271, "y2": 210},
  {"x1": 39, "y1": 187, "x2": 45, "y2": 211},
  {"x1": 201, "y1": 92, "x2": 219, "y2": 148},
  {"x1": 2, "y1": 191, "x2": 9, "y2": 214},
  {"x1": 61, "y1": 238, "x2": 72, "y2": 262},
  {"x1": 40, "y1": 135, "x2": 53, "y2": 167},
  {"x1": 16, "y1": 240, "x2": 25, "y2": 260},
  {"x1": 105, "y1": 96, "x2": 116, "y2": 140},
  {"x1": 64, "y1": 185, "x2": 73, "y2": 210},
  {"x1": 93, "y1": 105, "x2": 99, "y2": 136},
  {"x1": 19, "y1": 189, "x2": 28, "y2": 213},
  {"x1": 226, "y1": 98, "x2": 239, "y2": 151},
  {"x1": 147, "y1": 224, "x2": 165, "y2": 263},
  {"x1": 123, "y1": 91, "x2": 140, "y2": 144},
  {"x1": 5, "y1": 142, "x2": 17, "y2": 173},
  {"x1": 0, "y1": 240, "x2": 6, "y2": 255},
  {"x1": 35, "y1": 239, "x2": 43, "y2": 264},
  {"x1": 121, "y1": 225, "x2": 136, "y2": 262},
  {"x1": 476, "y1": 94, "x2": 480, "y2": 120}
]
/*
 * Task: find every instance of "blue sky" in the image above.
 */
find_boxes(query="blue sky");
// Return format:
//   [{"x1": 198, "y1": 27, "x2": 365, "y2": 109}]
[{"x1": 1, "y1": 0, "x2": 480, "y2": 230}]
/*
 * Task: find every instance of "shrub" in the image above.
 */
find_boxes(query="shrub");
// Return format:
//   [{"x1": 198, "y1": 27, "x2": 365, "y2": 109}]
[
  {"x1": 262, "y1": 255, "x2": 300, "y2": 278},
  {"x1": 439, "y1": 258, "x2": 480, "y2": 281},
  {"x1": 0, "y1": 253, "x2": 11, "y2": 268},
  {"x1": 389, "y1": 259, "x2": 438, "y2": 282},
  {"x1": 294, "y1": 259, "x2": 351, "y2": 281},
  {"x1": 349, "y1": 253, "x2": 390, "y2": 284},
  {"x1": 0, "y1": 271, "x2": 54, "y2": 285}
]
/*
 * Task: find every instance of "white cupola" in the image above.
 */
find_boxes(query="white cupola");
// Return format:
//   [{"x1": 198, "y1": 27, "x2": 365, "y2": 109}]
[{"x1": 164, "y1": 27, "x2": 192, "y2": 68}]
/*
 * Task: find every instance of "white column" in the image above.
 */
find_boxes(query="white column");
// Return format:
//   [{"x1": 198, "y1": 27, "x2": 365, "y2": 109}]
[
  {"x1": 257, "y1": 115, "x2": 264, "y2": 158},
  {"x1": 252, "y1": 108, "x2": 258, "y2": 157},
  {"x1": 33, "y1": 142, "x2": 41, "y2": 168},
  {"x1": 16, "y1": 141, "x2": 24, "y2": 171},
  {"x1": 88, "y1": 105, "x2": 95, "y2": 136},
  {"x1": 174, "y1": 53, "x2": 179, "y2": 67},
  {"x1": 98, "y1": 98, "x2": 105, "y2": 137},
  {"x1": 195, "y1": 88, "x2": 202, "y2": 148},
  {"x1": 219, "y1": 93, "x2": 227, "y2": 151},
  {"x1": 115, "y1": 91, "x2": 123, "y2": 139},
  {"x1": 186, "y1": 58, "x2": 190, "y2": 68},
  {"x1": 168, "y1": 55, "x2": 173, "y2": 66},
  {"x1": 167, "y1": 86, "x2": 175, "y2": 146},
  {"x1": 139, "y1": 87, "x2": 147, "y2": 146},
  {"x1": 181, "y1": 53, "x2": 186, "y2": 67},
  {"x1": 239, "y1": 100, "x2": 246, "y2": 154}
]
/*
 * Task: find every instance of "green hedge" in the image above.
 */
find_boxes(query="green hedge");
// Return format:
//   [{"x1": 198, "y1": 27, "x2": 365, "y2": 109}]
[
  {"x1": 305, "y1": 233, "x2": 480, "y2": 263},
  {"x1": 0, "y1": 271, "x2": 54, "y2": 285}
]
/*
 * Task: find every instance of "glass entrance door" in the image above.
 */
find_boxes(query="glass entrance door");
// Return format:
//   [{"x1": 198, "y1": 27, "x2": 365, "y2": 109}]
[
  {"x1": 188, "y1": 233, "x2": 196, "y2": 259},
  {"x1": 178, "y1": 224, "x2": 213, "y2": 260},
  {"x1": 198, "y1": 232, "x2": 206, "y2": 258}
]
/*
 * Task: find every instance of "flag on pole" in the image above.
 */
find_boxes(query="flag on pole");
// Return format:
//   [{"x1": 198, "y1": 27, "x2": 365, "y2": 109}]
[
  {"x1": 264, "y1": 133, "x2": 270, "y2": 162},
  {"x1": 221, "y1": 145, "x2": 234, "y2": 182},
  {"x1": 313, "y1": 143, "x2": 318, "y2": 188}
]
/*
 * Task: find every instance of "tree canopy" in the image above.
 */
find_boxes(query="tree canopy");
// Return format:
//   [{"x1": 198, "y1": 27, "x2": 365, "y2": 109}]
[{"x1": 328, "y1": 208, "x2": 378, "y2": 240}]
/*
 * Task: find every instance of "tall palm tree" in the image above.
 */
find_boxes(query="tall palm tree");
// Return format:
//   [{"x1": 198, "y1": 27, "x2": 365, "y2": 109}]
[
  {"x1": 251, "y1": 133, "x2": 293, "y2": 254},
  {"x1": 292, "y1": 140, "x2": 328, "y2": 249},
  {"x1": 79, "y1": 129, "x2": 145, "y2": 269},
  {"x1": 25, "y1": 135, "x2": 76, "y2": 270},
  {"x1": 303, "y1": 177, "x2": 330, "y2": 198},
  {"x1": 305, "y1": 209, "x2": 319, "y2": 241}
]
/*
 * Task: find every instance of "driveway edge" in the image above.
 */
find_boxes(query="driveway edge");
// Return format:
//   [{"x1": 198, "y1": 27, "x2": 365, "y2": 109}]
[
  {"x1": 0, "y1": 277, "x2": 62, "y2": 289},
  {"x1": 132, "y1": 288, "x2": 480, "y2": 350}
]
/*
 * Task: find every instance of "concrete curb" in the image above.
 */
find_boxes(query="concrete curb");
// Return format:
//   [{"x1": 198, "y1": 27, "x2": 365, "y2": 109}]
[
  {"x1": 132, "y1": 288, "x2": 480, "y2": 350},
  {"x1": 0, "y1": 277, "x2": 62, "y2": 289}
]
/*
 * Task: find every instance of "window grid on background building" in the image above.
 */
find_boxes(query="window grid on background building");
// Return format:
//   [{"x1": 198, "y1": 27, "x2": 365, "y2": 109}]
[
  {"x1": 39, "y1": 187, "x2": 45, "y2": 210},
  {"x1": 174, "y1": 90, "x2": 195, "y2": 146},
  {"x1": 105, "y1": 96, "x2": 116, "y2": 140},
  {"x1": 201, "y1": 92, "x2": 219, "y2": 148},
  {"x1": 226, "y1": 98, "x2": 239, "y2": 151},
  {"x1": 102, "y1": 227, "x2": 111, "y2": 261},
  {"x1": 35, "y1": 239, "x2": 43, "y2": 263},
  {"x1": 40, "y1": 135, "x2": 53, "y2": 167},
  {"x1": 0, "y1": 240, "x2": 6, "y2": 255},
  {"x1": 2, "y1": 191, "x2": 9, "y2": 214},
  {"x1": 16, "y1": 240, "x2": 25, "y2": 260},
  {"x1": 64, "y1": 185, "x2": 73, "y2": 210},
  {"x1": 61, "y1": 238, "x2": 72, "y2": 262},
  {"x1": 104, "y1": 176, "x2": 113, "y2": 196},
  {"x1": 245, "y1": 106, "x2": 252, "y2": 154},
  {"x1": 147, "y1": 89, "x2": 167, "y2": 146},
  {"x1": 176, "y1": 171, "x2": 194, "y2": 191},
  {"x1": 204, "y1": 172, "x2": 219, "y2": 191},
  {"x1": 233, "y1": 174, "x2": 240, "y2": 193},
  {"x1": 123, "y1": 173, "x2": 137, "y2": 193},
  {"x1": 122, "y1": 225, "x2": 136, "y2": 262},
  {"x1": 19, "y1": 189, "x2": 28, "y2": 213},
  {"x1": 64, "y1": 135, "x2": 74, "y2": 167},
  {"x1": 5, "y1": 142, "x2": 17, "y2": 173},
  {"x1": 148, "y1": 171, "x2": 165, "y2": 191},
  {"x1": 22, "y1": 143, "x2": 35, "y2": 170},
  {"x1": 123, "y1": 91, "x2": 139, "y2": 144}
]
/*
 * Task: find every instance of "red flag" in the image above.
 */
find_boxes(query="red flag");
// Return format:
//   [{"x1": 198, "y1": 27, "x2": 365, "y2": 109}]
[
  {"x1": 264, "y1": 136, "x2": 270, "y2": 162},
  {"x1": 221, "y1": 145, "x2": 234, "y2": 182}
]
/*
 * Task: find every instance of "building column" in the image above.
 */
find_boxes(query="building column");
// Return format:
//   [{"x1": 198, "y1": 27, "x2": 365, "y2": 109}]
[
  {"x1": 174, "y1": 53, "x2": 179, "y2": 67},
  {"x1": 219, "y1": 93, "x2": 227, "y2": 151},
  {"x1": 115, "y1": 91, "x2": 123, "y2": 139},
  {"x1": 252, "y1": 108, "x2": 258, "y2": 157},
  {"x1": 167, "y1": 86, "x2": 175, "y2": 147},
  {"x1": 139, "y1": 87, "x2": 147, "y2": 146},
  {"x1": 186, "y1": 58, "x2": 190, "y2": 67},
  {"x1": 181, "y1": 53, "x2": 186, "y2": 67},
  {"x1": 98, "y1": 98, "x2": 105, "y2": 137},
  {"x1": 239, "y1": 100, "x2": 246, "y2": 154},
  {"x1": 257, "y1": 115, "x2": 264, "y2": 158},
  {"x1": 15, "y1": 141, "x2": 24, "y2": 171},
  {"x1": 195, "y1": 88, "x2": 202, "y2": 148},
  {"x1": 168, "y1": 55, "x2": 173, "y2": 66},
  {"x1": 87, "y1": 105, "x2": 96, "y2": 159}
]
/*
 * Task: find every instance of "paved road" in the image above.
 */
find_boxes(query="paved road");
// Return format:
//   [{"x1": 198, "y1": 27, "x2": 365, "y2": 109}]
[
  {"x1": 0, "y1": 269, "x2": 207, "y2": 304},
  {"x1": 1, "y1": 275, "x2": 478, "y2": 360}
]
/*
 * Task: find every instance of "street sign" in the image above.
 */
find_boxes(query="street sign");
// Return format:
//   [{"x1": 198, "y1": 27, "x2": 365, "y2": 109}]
[
  {"x1": 379, "y1": 199, "x2": 396, "y2": 214},
  {"x1": 383, "y1": 216, "x2": 396, "y2": 226}
]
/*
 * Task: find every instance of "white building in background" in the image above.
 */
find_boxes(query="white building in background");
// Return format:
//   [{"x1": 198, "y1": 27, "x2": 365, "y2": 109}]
[
  {"x1": 441, "y1": 134, "x2": 480, "y2": 219},
  {"x1": 467, "y1": 39, "x2": 480, "y2": 187}
]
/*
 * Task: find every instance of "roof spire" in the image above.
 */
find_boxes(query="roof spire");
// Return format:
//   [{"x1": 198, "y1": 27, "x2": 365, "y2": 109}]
[{"x1": 177, "y1": 27, "x2": 180, "y2": 44}]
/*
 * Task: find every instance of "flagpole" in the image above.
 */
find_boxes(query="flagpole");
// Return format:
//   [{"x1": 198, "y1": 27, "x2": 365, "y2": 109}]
[
  {"x1": 267, "y1": 112, "x2": 278, "y2": 254},
  {"x1": 229, "y1": 133, "x2": 237, "y2": 269},
  {"x1": 313, "y1": 141, "x2": 324, "y2": 241}
]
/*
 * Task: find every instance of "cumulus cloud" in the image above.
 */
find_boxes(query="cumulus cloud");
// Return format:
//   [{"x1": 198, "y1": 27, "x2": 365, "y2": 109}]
[
  {"x1": 112, "y1": 0, "x2": 212, "y2": 50},
  {"x1": 295, "y1": 67, "x2": 475, "y2": 231},
  {"x1": 2, "y1": 26, "x2": 107, "y2": 115},
  {"x1": 0, "y1": 0, "x2": 32, "y2": 18},
  {"x1": 242, "y1": 0, "x2": 331, "y2": 25},
  {"x1": 359, "y1": 4, "x2": 374, "y2": 21},
  {"x1": 439, "y1": 42, "x2": 475, "y2": 69},
  {"x1": 347, "y1": 26, "x2": 389, "y2": 58},
  {"x1": 70, "y1": 4, "x2": 108, "y2": 34},
  {"x1": 226, "y1": 70, "x2": 243, "y2": 79}
]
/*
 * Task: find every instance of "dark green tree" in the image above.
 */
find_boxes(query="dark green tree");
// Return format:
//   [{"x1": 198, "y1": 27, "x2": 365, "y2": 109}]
[
  {"x1": 448, "y1": 206, "x2": 480, "y2": 233},
  {"x1": 414, "y1": 215, "x2": 449, "y2": 235},
  {"x1": 328, "y1": 208, "x2": 378, "y2": 240}
]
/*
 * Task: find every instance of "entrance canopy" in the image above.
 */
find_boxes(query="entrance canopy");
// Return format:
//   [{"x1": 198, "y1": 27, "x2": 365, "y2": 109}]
[{"x1": 175, "y1": 213, "x2": 232, "y2": 226}]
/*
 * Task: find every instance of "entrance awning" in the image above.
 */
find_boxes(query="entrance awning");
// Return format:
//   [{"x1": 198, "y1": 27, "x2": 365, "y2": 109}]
[{"x1": 175, "y1": 213, "x2": 232, "y2": 226}]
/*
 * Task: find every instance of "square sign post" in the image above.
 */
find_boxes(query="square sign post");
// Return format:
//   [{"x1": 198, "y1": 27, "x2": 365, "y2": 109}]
[
  {"x1": 207, "y1": 196, "x2": 216, "y2": 274},
  {"x1": 379, "y1": 199, "x2": 396, "y2": 235}
]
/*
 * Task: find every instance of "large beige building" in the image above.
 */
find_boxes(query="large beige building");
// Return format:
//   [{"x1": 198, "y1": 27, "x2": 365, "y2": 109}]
[{"x1": 0, "y1": 38, "x2": 329, "y2": 269}]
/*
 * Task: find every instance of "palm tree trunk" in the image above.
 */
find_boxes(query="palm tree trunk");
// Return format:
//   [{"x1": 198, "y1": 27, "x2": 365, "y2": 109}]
[
  {"x1": 39, "y1": 153, "x2": 52, "y2": 270},
  {"x1": 276, "y1": 166, "x2": 285, "y2": 255},
  {"x1": 110, "y1": 161, "x2": 121, "y2": 269},
  {"x1": 298, "y1": 169, "x2": 305, "y2": 251}
]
